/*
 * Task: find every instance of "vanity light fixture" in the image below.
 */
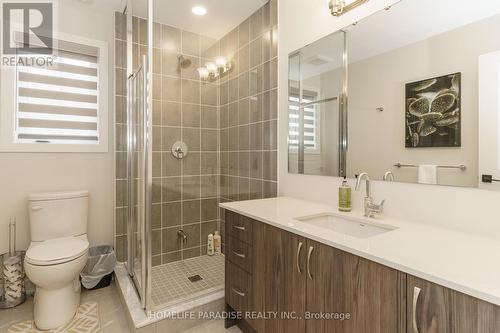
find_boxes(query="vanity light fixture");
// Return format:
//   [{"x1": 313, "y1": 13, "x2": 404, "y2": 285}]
[
  {"x1": 329, "y1": 0, "x2": 369, "y2": 16},
  {"x1": 197, "y1": 56, "x2": 232, "y2": 82},
  {"x1": 192, "y1": 6, "x2": 207, "y2": 16}
]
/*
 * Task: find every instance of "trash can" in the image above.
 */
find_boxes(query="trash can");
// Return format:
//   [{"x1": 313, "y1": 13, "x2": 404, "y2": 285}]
[
  {"x1": 0, "y1": 251, "x2": 26, "y2": 308},
  {"x1": 80, "y1": 246, "x2": 116, "y2": 290}
]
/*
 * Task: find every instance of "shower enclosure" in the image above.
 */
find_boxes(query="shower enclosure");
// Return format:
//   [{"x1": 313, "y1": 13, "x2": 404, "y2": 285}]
[{"x1": 115, "y1": 0, "x2": 278, "y2": 315}]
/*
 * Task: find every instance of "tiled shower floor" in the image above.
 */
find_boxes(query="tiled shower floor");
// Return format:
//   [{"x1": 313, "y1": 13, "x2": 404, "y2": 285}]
[{"x1": 151, "y1": 254, "x2": 225, "y2": 309}]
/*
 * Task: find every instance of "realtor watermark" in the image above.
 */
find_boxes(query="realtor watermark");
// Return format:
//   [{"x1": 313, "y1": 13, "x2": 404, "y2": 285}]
[
  {"x1": 1, "y1": 1, "x2": 55, "y2": 66},
  {"x1": 148, "y1": 310, "x2": 352, "y2": 322}
]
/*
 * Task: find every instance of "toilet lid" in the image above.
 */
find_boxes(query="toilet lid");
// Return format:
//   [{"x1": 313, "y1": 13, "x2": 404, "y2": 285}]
[{"x1": 26, "y1": 237, "x2": 89, "y2": 266}]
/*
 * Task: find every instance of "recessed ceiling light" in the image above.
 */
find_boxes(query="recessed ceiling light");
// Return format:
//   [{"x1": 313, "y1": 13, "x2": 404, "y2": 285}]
[{"x1": 192, "y1": 6, "x2": 207, "y2": 16}]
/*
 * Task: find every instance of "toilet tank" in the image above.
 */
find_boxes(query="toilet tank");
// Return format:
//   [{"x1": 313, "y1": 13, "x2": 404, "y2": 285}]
[{"x1": 28, "y1": 191, "x2": 89, "y2": 242}]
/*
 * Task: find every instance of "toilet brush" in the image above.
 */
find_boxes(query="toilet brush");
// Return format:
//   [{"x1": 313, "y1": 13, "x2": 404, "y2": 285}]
[{"x1": 9, "y1": 218, "x2": 16, "y2": 256}]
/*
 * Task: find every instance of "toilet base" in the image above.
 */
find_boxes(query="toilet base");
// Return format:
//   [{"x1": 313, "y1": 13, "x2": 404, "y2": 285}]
[{"x1": 33, "y1": 277, "x2": 81, "y2": 330}]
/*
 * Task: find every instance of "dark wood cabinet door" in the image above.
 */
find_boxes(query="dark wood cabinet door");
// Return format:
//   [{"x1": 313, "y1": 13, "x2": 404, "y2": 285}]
[
  {"x1": 407, "y1": 275, "x2": 500, "y2": 333},
  {"x1": 306, "y1": 240, "x2": 404, "y2": 333},
  {"x1": 279, "y1": 230, "x2": 307, "y2": 333},
  {"x1": 250, "y1": 222, "x2": 306, "y2": 333}
]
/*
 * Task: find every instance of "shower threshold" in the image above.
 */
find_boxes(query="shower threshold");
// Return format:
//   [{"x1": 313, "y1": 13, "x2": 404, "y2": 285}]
[{"x1": 114, "y1": 254, "x2": 225, "y2": 332}]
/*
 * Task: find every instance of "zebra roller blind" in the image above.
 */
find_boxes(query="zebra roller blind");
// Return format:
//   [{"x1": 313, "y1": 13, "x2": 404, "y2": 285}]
[
  {"x1": 16, "y1": 39, "x2": 100, "y2": 144},
  {"x1": 288, "y1": 87, "x2": 319, "y2": 150}
]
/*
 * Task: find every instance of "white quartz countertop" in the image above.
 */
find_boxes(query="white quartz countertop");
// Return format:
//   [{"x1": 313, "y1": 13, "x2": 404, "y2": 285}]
[{"x1": 220, "y1": 197, "x2": 500, "y2": 306}]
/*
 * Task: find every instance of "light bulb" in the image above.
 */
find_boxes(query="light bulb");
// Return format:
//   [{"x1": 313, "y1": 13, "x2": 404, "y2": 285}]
[
  {"x1": 205, "y1": 62, "x2": 217, "y2": 74},
  {"x1": 215, "y1": 56, "x2": 227, "y2": 68},
  {"x1": 197, "y1": 67, "x2": 209, "y2": 79}
]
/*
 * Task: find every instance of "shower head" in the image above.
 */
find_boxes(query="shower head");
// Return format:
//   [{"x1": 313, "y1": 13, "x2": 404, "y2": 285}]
[{"x1": 177, "y1": 55, "x2": 192, "y2": 69}]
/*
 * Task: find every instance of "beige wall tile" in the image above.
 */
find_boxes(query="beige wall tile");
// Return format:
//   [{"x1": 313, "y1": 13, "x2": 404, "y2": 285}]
[
  {"x1": 182, "y1": 104, "x2": 201, "y2": 128},
  {"x1": 183, "y1": 223, "x2": 201, "y2": 248},
  {"x1": 162, "y1": 227, "x2": 182, "y2": 253},
  {"x1": 162, "y1": 152, "x2": 181, "y2": 176},
  {"x1": 183, "y1": 200, "x2": 201, "y2": 224},
  {"x1": 162, "y1": 25, "x2": 181, "y2": 52},
  {"x1": 162, "y1": 202, "x2": 181, "y2": 228},
  {"x1": 201, "y1": 129, "x2": 218, "y2": 152},
  {"x1": 162, "y1": 177, "x2": 182, "y2": 202},
  {"x1": 201, "y1": 152, "x2": 218, "y2": 175},
  {"x1": 239, "y1": 18, "x2": 250, "y2": 47},
  {"x1": 201, "y1": 199, "x2": 218, "y2": 222},
  {"x1": 162, "y1": 101, "x2": 181, "y2": 126},
  {"x1": 182, "y1": 79, "x2": 200, "y2": 104},
  {"x1": 162, "y1": 76, "x2": 181, "y2": 102},
  {"x1": 201, "y1": 83, "x2": 218, "y2": 106},
  {"x1": 182, "y1": 30, "x2": 200, "y2": 56},
  {"x1": 183, "y1": 152, "x2": 201, "y2": 176},
  {"x1": 162, "y1": 50, "x2": 180, "y2": 77},
  {"x1": 152, "y1": 203, "x2": 161, "y2": 229},
  {"x1": 161, "y1": 126, "x2": 181, "y2": 151},
  {"x1": 183, "y1": 128, "x2": 201, "y2": 151},
  {"x1": 201, "y1": 106, "x2": 218, "y2": 129}
]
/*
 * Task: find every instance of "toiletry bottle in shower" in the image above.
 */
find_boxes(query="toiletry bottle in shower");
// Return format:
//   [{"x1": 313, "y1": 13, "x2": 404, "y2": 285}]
[
  {"x1": 338, "y1": 177, "x2": 352, "y2": 212},
  {"x1": 213, "y1": 231, "x2": 221, "y2": 254},
  {"x1": 207, "y1": 234, "x2": 214, "y2": 256}
]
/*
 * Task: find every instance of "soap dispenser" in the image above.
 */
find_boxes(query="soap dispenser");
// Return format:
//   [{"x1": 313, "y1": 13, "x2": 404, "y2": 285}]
[{"x1": 338, "y1": 177, "x2": 352, "y2": 212}]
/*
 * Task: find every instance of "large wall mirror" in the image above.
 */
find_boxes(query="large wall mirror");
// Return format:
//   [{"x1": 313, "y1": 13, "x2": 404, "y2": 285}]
[{"x1": 288, "y1": 0, "x2": 500, "y2": 188}]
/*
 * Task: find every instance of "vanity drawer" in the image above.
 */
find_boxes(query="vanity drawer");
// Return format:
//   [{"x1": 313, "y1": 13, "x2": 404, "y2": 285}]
[
  {"x1": 225, "y1": 211, "x2": 253, "y2": 244},
  {"x1": 226, "y1": 236, "x2": 252, "y2": 273},
  {"x1": 225, "y1": 261, "x2": 250, "y2": 313}
]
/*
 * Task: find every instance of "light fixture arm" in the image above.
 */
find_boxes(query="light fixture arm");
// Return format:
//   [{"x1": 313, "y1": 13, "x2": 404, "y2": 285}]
[{"x1": 329, "y1": 0, "x2": 369, "y2": 16}]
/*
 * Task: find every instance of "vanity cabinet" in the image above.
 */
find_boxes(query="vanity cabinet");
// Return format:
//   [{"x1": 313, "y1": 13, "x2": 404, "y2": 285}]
[
  {"x1": 225, "y1": 210, "x2": 402, "y2": 333},
  {"x1": 224, "y1": 210, "x2": 500, "y2": 333},
  {"x1": 407, "y1": 275, "x2": 500, "y2": 333},
  {"x1": 306, "y1": 240, "x2": 405, "y2": 333}
]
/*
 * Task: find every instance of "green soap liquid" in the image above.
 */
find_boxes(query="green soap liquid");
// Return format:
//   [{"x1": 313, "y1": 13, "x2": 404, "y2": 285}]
[{"x1": 338, "y1": 186, "x2": 351, "y2": 212}]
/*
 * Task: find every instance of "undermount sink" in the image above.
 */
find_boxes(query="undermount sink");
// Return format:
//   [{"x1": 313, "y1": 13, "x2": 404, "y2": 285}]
[{"x1": 295, "y1": 213, "x2": 397, "y2": 239}]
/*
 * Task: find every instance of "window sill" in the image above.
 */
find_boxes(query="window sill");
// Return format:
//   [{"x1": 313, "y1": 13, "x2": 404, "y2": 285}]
[{"x1": 0, "y1": 142, "x2": 109, "y2": 153}]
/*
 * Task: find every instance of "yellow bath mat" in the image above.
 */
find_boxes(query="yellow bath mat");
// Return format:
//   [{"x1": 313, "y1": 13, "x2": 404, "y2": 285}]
[{"x1": 7, "y1": 302, "x2": 101, "y2": 333}]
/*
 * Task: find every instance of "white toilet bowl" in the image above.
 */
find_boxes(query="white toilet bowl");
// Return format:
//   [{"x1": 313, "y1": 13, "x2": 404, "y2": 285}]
[
  {"x1": 26, "y1": 190, "x2": 90, "y2": 330},
  {"x1": 25, "y1": 236, "x2": 89, "y2": 330}
]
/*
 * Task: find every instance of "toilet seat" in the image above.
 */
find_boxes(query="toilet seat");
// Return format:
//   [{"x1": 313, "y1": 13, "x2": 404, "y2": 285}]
[{"x1": 26, "y1": 237, "x2": 89, "y2": 266}]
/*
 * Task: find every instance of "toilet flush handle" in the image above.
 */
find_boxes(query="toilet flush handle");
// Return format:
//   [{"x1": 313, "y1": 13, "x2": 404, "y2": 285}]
[{"x1": 31, "y1": 206, "x2": 42, "y2": 211}]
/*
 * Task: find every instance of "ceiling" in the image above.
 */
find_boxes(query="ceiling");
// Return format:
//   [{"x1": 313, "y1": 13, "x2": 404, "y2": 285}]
[{"x1": 131, "y1": 0, "x2": 268, "y2": 39}]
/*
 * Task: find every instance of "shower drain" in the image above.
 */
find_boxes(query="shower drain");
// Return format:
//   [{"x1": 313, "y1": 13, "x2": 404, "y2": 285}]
[{"x1": 188, "y1": 274, "x2": 203, "y2": 282}]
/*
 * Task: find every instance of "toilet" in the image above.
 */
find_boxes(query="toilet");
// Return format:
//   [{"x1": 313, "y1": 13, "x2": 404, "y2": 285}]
[{"x1": 24, "y1": 191, "x2": 90, "y2": 330}]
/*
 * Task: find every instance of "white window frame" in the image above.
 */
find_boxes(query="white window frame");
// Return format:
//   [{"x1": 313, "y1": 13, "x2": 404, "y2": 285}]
[{"x1": 0, "y1": 32, "x2": 108, "y2": 153}]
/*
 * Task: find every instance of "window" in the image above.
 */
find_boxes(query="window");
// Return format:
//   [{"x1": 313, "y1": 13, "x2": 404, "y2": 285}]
[
  {"x1": 288, "y1": 88, "x2": 320, "y2": 152},
  {"x1": 0, "y1": 34, "x2": 108, "y2": 152}
]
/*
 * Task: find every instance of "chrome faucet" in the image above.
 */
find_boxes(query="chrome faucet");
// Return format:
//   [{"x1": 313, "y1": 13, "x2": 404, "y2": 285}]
[
  {"x1": 355, "y1": 172, "x2": 385, "y2": 218},
  {"x1": 383, "y1": 171, "x2": 394, "y2": 181},
  {"x1": 177, "y1": 229, "x2": 187, "y2": 243}
]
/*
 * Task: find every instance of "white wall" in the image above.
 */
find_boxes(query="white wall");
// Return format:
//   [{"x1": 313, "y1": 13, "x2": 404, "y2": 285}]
[
  {"x1": 0, "y1": 0, "x2": 120, "y2": 253},
  {"x1": 278, "y1": 0, "x2": 500, "y2": 239}
]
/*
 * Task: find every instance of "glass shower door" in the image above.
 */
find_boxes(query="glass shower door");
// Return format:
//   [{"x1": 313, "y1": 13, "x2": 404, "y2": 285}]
[{"x1": 125, "y1": 0, "x2": 153, "y2": 310}]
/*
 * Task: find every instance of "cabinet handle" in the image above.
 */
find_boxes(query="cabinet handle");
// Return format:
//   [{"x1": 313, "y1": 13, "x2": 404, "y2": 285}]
[
  {"x1": 307, "y1": 246, "x2": 314, "y2": 280},
  {"x1": 412, "y1": 286, "x2": 421, "y2": 333},
  {"x1": 232, "y1": 225, "x2": 246, "y2": 231},
  {"x1": 232, "y1": 250, "x2": 246, "y2": 259},
  {"x1": 296, "y1": 242, "x2": 303, "y2": 274},
  {"x1": 232, "y1": 288, "x2": 245, "y2": 297}
]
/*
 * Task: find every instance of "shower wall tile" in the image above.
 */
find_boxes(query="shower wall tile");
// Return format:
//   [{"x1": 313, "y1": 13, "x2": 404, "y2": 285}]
[{"x1": 218, "y1": 0, "x2": 279, "y2": 221}]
